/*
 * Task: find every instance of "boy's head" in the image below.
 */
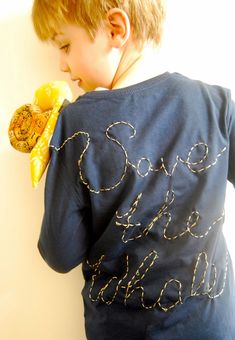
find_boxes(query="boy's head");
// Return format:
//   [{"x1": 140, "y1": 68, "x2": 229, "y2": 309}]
[
  {"x1": 32, "y1": 0, "x2": 166, "y2": 47},
  {"x1": 31, "y1": 0, "x2": 166, "y2": 92}
]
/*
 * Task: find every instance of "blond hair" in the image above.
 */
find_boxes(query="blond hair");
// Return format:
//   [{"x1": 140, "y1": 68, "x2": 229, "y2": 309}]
[{"x1": 32, "y1": 0, "x2": 166, "y2": 46}]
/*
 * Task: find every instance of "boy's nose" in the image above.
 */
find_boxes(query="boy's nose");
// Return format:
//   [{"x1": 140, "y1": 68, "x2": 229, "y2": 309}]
[{"x1": 59, "y1": 56, "x2": 69, "y2": 73}]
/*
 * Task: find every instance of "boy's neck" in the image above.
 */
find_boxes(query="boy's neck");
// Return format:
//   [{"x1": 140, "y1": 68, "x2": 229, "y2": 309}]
[{"x1": 111, "y1": 42, "x2": 166, "y2": 90}]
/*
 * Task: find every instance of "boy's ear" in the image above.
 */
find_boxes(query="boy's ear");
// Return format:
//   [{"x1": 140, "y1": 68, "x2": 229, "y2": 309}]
[{"x1": 106, "y1": 8, "x2": 131, "y2": 48}]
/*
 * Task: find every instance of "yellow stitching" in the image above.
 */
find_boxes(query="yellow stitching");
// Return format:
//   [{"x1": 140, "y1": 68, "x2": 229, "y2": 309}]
[
  {"x1": 82, "y1": 121, "x2": 135, "y2": 193},
  {"x1": 207, "y1": 252, "x2": 228, "y2": 299},
  {"x1": 124, "y1": 250, "x2": 158, "y2": 304},
  {"x1": 131, "y1": 143, "x2": 226, "y2": 178},
  {"x1": 160, "y1": 157, "x2": 179, "y2": 177},
  {"x1": 116, "y1": 190, "x2": 175, "y2": 243},
  {"x1": 163, "y1": 211, "x2": 199, "y2": 241},
  {"x1": 191, "y1": 251, "x2": 228, "y2": 298},
  {"x1": 142, "y1": 191, "x2": 174, "y2": 237},
  {"x1": 156, "y1": 279, "x2": 183, "y2": 312},
  {"x1": 116, "y1": 193, "x2": 142, "y2": 220},
  {"x1": 188, "y1": 211, "x2": 225, "y2": 239},
  {"x1": 51, "y1": 124, "x2": 227, "y2": 194},
  {"x1": 87, "y1": 255, "x2": 129, "y2": 305},
  {"x1": 116, "y1": 190, "x2": 224, "y2": 243},
  {"x1": 164, "y1": 210, "x2": 224, "y2": 240},
  {"x1": 87, "y1": 249, "x2": 228, "y2": 311},
  {"x1": 205, "y1": 264, "x2": 217, "y2": 294},
  {"x1": 179, "y1": 143, "x2": 227, "y2": 174},
  {"x1": 51, "y1": 122, "x2": 133, "y2": 194},
  {"x1": 187, "y1": 142, "x2": 209, "y2": 165},
  {"x1": 136, "y1": 158, "x2": 152, "y2": 177},
  {"x1": 87, "y1": 254, "x2": 105, "y2": 273},
  {"x1": 78, "y1": 122, "x2": 132, "y2": 194},
  {"x1": 128, "y1": 251, "x2": 158, "y2": 287},
  {"x1": 50, "y1": 131, "x2": 90, "y2": 152},
  {"x1": 135, "y1": 279, "x2": 183, "y2": 312},
  {"x1": 191, "y1": 252, "x2": 209, "y2": 296},
  {"x1": 160, "y1": 144, "x2": 227, "y2": 177},
  {"x1": 100, "y1": 258, "x2": 129, "y2": 305},
  {"x1": 50, "y1": 123, "x2": 229, "y2": 310}
]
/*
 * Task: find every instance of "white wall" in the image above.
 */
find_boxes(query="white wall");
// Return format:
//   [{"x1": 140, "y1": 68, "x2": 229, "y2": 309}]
[
  {"x1": 0, "y1": 1, "x2": 234, "y2": 339},
  {"x1": 161, "y1": 0, "x2": 235, "y2": 261},
  {"x1": 0, "y1": 1, "x2": 85, "y2": 340}
]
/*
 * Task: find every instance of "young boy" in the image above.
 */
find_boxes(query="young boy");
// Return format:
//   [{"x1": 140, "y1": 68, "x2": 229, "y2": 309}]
[{"x1": 32, "y1": 1, "x2": 235, "y2": 339}]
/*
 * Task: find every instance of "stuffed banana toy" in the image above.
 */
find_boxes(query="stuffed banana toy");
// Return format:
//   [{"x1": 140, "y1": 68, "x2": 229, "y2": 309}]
[{"x1": 8, "y1": 81, "x2": 73, "y2": 187}]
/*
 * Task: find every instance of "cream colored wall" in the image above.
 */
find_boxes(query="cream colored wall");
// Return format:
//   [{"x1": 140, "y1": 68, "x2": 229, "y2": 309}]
[
  {"x1": 0, "y1": 1, "x2": 234, "y2": 340},
  {"x1": 0, "y1": 1, "x2": 86, "y2": 340}
]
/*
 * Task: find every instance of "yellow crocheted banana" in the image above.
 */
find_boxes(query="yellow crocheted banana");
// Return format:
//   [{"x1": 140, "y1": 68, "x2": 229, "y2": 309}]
[
  {"x1": 8, "y1": 81, "x2": 73, "y2": 187},
  {"x1": 30, "y1": 81, "x2": 72, "y2": 187}
]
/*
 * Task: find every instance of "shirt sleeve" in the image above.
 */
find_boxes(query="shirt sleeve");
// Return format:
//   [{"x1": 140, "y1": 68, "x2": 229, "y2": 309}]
[
  {"x1": 38, "y1": 133, "x2": 91, "y2": 273},
  {"x1": 227, "y1": 95, "x2": 235, "y2": 187}
]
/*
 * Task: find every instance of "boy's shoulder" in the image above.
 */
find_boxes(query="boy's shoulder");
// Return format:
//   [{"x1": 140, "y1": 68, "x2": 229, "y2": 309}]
[
  {"x1": 172, "y1": 72, "x2": 231, "y2": 97},
  {"x1": 51, "y1": 72, "x2": 232, "y2": 157},
  {"x1": 59, "y1": 72, "x2": 231, "y2": 123}
]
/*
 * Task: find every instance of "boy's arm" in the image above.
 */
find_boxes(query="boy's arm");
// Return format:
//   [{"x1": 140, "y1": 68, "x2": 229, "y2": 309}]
[
  {"x1": 227, "y1": 97, "x2": 235, "y2": 187},
  {"x1": 38, "y1": 143, "x2": 91, "y2": 274}
]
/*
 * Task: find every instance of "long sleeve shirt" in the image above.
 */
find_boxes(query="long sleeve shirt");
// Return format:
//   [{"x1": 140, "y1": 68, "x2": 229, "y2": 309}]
[{"x1": 38, "y1": 72, "x2": 235, "y2": 340}]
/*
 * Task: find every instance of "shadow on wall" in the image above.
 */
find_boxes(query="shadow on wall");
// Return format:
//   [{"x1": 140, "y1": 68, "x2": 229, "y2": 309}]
[{"x1": 0, "y1": 12, "x2": 86, "y2": 340}]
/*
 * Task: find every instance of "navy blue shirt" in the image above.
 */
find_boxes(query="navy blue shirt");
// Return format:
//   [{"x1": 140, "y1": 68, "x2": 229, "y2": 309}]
[{"x1": 39, "y1": 73, "x2": 235, "y2": 339}]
